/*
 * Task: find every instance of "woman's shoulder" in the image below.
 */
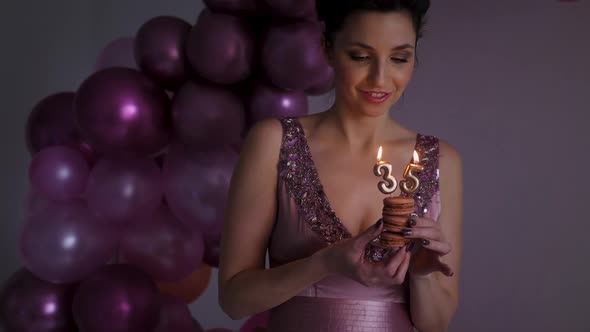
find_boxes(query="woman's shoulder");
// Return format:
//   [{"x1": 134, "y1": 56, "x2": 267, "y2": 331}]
[{"x1": 241, "y1": 118, "x2": 284, "y2": 160}]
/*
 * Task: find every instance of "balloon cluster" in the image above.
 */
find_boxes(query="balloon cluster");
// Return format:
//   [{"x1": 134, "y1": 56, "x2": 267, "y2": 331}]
[{"x1": 2, "y1": 0, "x2": 332, "y2": 331}]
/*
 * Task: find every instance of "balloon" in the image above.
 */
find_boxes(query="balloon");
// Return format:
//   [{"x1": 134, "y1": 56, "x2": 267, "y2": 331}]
[
  {"x1": 120, "y1": 206, "x2": 205, "y2": 282},
  {"x1": 135, "y1": 16, "x2": 191, "y2": 90},
  {"x1": 75, "y1": 67, "x2": 171, "y2": 157},
  {"x1": 172, "y1": 80, "x2": 245, "y2": 148},
  {"x1": 0, "y1": 268, "x2": 77, "y2": 332},
  {"x1": 203, "y1": 236, "x2": 221, "y2": 268},
  {"x1": 262, "y1": 21, "x2": 326, "y2": 90},
  {"x1": 29, "y1": 146, "x2": 89, "y2": 202},
  {"x1": 157, "y1": 264, "x2": 212, "y2": 304},
  {"x1": 186, "y1": 10, "x2": 255, "y2": 84},
  {"x1": 153, "y1": 294, "x2": 196, "y2": 332},
  {"x1": 95, "y1": 37, "x2": 138, "y2": 70},
  {"x1": 72, "y1": 264, "x2": 161, "y2": 332},
  {"x1": 239, "y1": 311, "x2": 270, "y2": 332},
  {"x1": 20, "y1": 200, "x2": 116, "y2": 284},
  {"x1": 86, "y1": 158, "x2": 163, "y2": 224},
  {"x1": 163, "y1": 145, "x2": 239, "y2": 237},
  {"x1": 207, "y1": 329, "x2": 233, "y2": 332},
  {"x1": 248, "y1": 82, "x2": 308, "y2": 123},
  {"x1": 265, "y1": 0, "x2": 315, "y2": 18},
  {"x1": 204, "y1": 0, "x2": 259, "y2": 14},
  {"x1": 305, "y1": 64, "x2": 334, "y2": 95},
  {"x1": 26, "y1": 92, "x2": 79, "y2": 154}
]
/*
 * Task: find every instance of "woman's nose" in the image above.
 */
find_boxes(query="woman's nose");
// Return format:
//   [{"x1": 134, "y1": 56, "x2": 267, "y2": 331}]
[{"x1": 368, "y1": 61, "x2": 387, "y2": 87}]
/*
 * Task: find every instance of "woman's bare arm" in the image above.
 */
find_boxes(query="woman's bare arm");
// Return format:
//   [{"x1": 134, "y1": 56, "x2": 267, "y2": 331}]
[{"x1": 218, "y1": 119, "x2": 331, "y2": 320}]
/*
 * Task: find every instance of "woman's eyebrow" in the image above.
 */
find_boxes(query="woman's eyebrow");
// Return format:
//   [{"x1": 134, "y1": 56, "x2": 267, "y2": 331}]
[{"x1": 347, "y1": 41, "x2": 415, "y2": 51}]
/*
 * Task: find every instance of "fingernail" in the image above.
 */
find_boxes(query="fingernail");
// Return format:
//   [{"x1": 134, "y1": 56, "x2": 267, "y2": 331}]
[
  {"x1": 422, "y1": 239, "x2": 430, "y2": 246},
  {"x1": 408, "y1": 219, "x2": 417, "y2": 227},
  {"x1": 375, "y1": 219, "x2": 382, "y2": 227},
  {"x1": 402, "y1": 229, "x2": 412, "y2": 237},
  {"x1": 405, "y1": 242, "x2": 415, "y2": 252},
  {"x1": 410, "y1": 213, "x2": 418, "y2": 218}
]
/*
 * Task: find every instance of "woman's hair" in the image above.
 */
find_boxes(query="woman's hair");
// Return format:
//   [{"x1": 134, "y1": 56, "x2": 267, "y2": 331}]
[{"x1": 315, "y1": 0, "x2": 431, "y2": 49}]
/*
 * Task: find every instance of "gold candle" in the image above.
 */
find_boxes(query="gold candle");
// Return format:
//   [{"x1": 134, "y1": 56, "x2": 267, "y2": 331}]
[
  {"x1": 373, "y1": 146, "x2": 397, "y2": 195},
  {"x1": 400, "y1": 150, "x2": 425, "y2": 194}
]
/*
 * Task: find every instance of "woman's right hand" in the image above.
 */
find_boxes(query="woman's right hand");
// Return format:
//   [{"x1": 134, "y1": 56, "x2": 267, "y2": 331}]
[{"x1": 315, "y1": 219, "x2": 412, "y2": 288}]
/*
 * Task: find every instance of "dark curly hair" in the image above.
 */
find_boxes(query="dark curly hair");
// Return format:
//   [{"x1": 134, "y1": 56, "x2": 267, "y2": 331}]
[{"x1": 315, "y1": 0, "x2": 430, "y2": 49}]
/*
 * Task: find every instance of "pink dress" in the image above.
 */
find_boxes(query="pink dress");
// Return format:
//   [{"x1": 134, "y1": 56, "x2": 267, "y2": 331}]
[{"x1": 267, "y1": 118, "x2": 441, "y2": 332}]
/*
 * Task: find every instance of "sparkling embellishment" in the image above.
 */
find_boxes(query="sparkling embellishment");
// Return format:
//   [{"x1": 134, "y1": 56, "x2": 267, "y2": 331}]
[{"x1": 278, "y1": 118, "x2": 351, "y2": 244}]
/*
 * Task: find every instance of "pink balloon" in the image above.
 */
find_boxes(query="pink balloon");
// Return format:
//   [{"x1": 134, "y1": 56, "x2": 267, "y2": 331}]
[
  {"x1": 86, "y1": 158, "x2": 163, "y2": 224},
  {"x1": 153, "y1": 294, "x2": 197, "y2": 332},
  {"x1": 265, "y1": 0, "x2": 315, "y2": 18},
  {"x1": 135, "y1": 16, "x2": 191, "y2": 90},
  {"x1": 202, "y1": 236, "x2": 221, "y2": 268},
  {"x1": 248, "y1": 81, "x2": 308, "y2": 124},
  {"x1": 163, "y1": 145, "x2": 238, "y2": 238},
  {"x1": 239, "y1": 311, "x2": 270, "y2": 332},
  {"x1": 29, "y1": 146, "x2": 89, "y2": 202},
  {"x1": 72, "y1": 264, "x2": 161, "y2": 332},
  {"x1": 0, "y1": 268, "x2": 77, "y2": 332},
  {"x1": 20, "y1": 200, "x2": 116, "y2": 283},
  {"x1": 120, "y1": 206, "x2": 205, "y2": 282},
  {"x1": 95, "y1": 37, "x2": 137, "y2": 70},
  {"x1": 262, "y1": 21, "x2": 326, "y2": 90},
  {"x1": 172, "y1": 80, "x2": 245, "y2": 149},
  {"x1": 186, "y1": 10, "x2": 255, "y2": 84},
  {"x1": 75, "y1": 67, "x2": 171, "y2": 158}
]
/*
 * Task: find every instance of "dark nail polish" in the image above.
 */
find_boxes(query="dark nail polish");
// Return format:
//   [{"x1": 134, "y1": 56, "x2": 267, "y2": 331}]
[
  {"x1": 408, "y1": 219, "x2": 417, "y2": 227},
  {"x1": 402, "y1": 229, "x2": 412, "y2": 237},
  {"x1": 406, "y1": 242, "x2": 415, "y2": 252},
  {"x1": 376, "y1": 219, "x2": 382, "y2": 227},
  {"x1": 422, "y1": 239, "x2": 430, "y2": 246}
]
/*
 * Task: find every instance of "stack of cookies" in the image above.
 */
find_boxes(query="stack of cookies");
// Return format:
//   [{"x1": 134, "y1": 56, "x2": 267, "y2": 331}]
[{"x1": 379, "y1": 196, "x2": 415, "y2": 248}]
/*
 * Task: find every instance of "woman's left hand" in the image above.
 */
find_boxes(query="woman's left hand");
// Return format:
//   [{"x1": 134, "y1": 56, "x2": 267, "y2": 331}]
[{"x1": 403, "y1": 213, "x2": 454, "y2": 278}]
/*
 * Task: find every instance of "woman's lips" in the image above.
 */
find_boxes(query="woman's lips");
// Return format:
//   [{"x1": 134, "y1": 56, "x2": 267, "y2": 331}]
[{"x1": 360, "y1": 90, "x2": 392, "y2": 104}]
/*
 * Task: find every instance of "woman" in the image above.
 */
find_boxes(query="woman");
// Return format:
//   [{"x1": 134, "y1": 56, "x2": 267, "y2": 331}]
[{"x1": 218, "y1": 1, "x2": 463, "y2": 331}]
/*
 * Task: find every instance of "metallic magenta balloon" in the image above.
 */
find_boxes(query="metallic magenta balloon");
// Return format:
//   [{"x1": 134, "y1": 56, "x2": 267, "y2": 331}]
[
  {"x1": 186, "y1": 10, "x2": 255, "y2": 84},
  {"x1": 305, "y1": 64, "x2": 335, "y2": 95},
  {"x1": 135, "y1": 16, "x2": 191, "y2": 90},
  {"x1": 163, "y1": 145, "x2": 238, "y2": 238},
  {"x1": 172, "y1": 80, "x2": 245, "y2": 148},
  {"x1": 86, "y1": 158, "x2": 163, "y2": 225},
  {"x1": 153, "y1": 294, "x2": 197, "y2": 332},
  {"x1": 248, "y1": 82, "x2": 308, "y2": 123},
  {"x1": 202, "y1": 236, "x2": 221, "y2": 268},
  {"x1": 0, "y1": 268, "x2": 77, "y2": 332},
  {"x1": 20, "y1": 200, "x2": 116, "y2": 284},
  {"x1": 29, "y1": 146, "x2": 89, "y2": 202},
  {"x1": 120, "y1": 206, "x2": 205, "y2": 282},
  {"x1": 204, "y1": 0, "x2": 259, "y2": 13},
  {"x1": 26, "y1": 92, "x2": 79, "y2": 154},
  {"x1": 95, "y1": 37, "x2": 138, "y2": 71},
  {"x1": 262, "y1": 21, "x2": 326, "y2": 90},
  {"x1": 75, "y1": 67, "x2": 171, "y2": 158},
  {"x1": 265, "y1": 0, "x2": 315, "y2": 18},
  {"x1": 72, "y1": 264, "x2": 160, "y2": 332}
]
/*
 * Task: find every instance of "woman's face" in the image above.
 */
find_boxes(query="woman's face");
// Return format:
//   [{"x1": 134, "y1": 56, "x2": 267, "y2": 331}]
[{"x1": 329, "y1": 11, "x2": 417, "y2": 117}]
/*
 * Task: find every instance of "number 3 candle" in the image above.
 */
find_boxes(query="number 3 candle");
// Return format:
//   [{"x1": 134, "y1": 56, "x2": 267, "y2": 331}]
[{"x1": 373, "y1": 146, "x2": 397, "y2": 195}]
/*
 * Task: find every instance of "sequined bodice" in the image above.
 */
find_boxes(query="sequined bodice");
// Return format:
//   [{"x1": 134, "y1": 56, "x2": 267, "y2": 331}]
[{"x1": 268, "y1": 117, "x2": 441, "y2": 303}]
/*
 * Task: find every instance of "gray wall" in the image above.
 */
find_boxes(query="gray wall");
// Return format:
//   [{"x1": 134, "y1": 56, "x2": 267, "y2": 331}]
[{"x1": 1, "y1": 0, "x2": 589, "y2": 331}]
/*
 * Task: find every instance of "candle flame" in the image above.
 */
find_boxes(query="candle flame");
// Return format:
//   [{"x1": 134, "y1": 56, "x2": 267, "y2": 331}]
[
  {"x1": 377, "y1": 146, "x2": 383, "y2": 161},
  {"x1": 413, "y1": 150, "x2": 420, "y2": 163}
]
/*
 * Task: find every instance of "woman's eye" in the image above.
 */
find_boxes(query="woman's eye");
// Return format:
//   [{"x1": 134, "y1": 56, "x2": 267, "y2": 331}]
[
  {"x1": 392, "y1": 57, "x2": 409, "y2": 63},
  {"x1": 350, "y1": 54, "x2": 370, "y2": 62}
]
